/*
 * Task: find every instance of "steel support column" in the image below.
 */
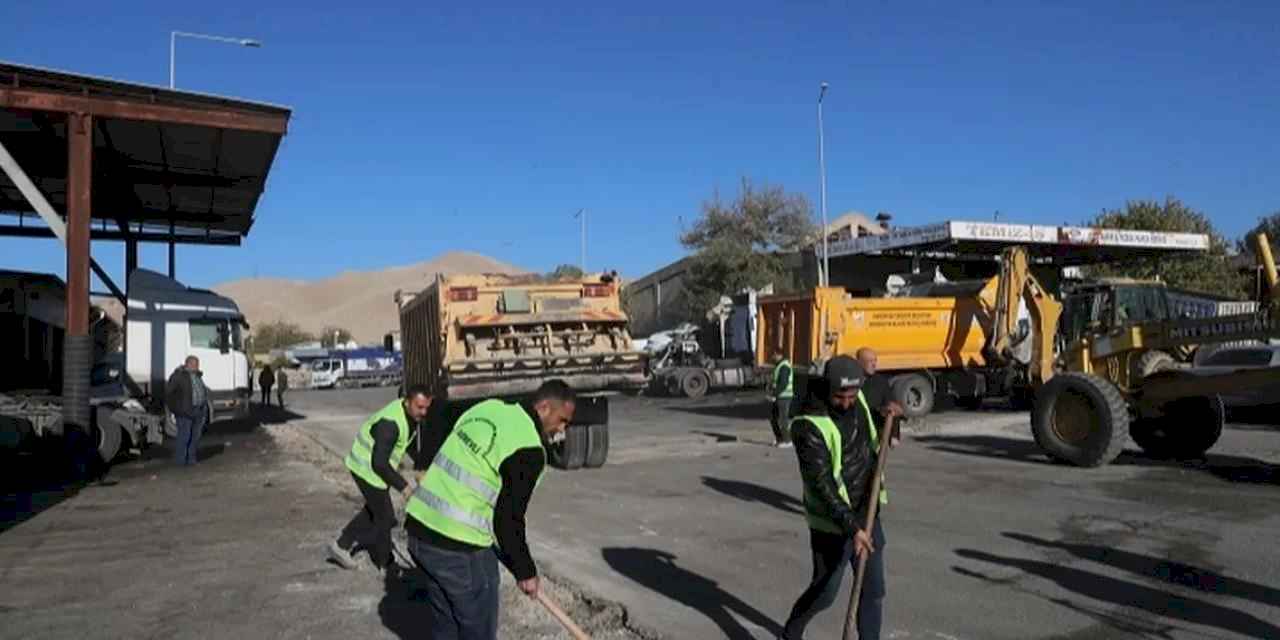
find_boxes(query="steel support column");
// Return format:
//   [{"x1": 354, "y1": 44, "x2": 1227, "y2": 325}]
[{"x1": 64, "y1": 112, "x2": 93, "y2": 442}]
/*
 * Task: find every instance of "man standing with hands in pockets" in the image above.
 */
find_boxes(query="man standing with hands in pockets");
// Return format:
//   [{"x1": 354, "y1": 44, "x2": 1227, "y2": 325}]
[{"x1": 781, "y1": 355, "x2": 902, "y2": 640}]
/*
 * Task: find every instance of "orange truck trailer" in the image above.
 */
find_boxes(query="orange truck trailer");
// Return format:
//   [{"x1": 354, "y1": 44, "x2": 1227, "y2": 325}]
[
  {"x1": 395, "y1": 272, "x2": 647, "y2": 469},
  {"x1": 756, "y1": 280, "x2": 1027, "y2": 418}
]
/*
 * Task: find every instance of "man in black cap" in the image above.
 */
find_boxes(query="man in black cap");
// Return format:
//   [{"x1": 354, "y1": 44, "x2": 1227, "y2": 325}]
[{"x1": 781, "y1": 355, "x2": 901, "y2": 640}]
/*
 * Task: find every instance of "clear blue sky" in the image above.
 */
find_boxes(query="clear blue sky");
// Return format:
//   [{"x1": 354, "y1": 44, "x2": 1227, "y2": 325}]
[{"x1": 3, "y1": 0, "x2": 1277, "y2": 289}]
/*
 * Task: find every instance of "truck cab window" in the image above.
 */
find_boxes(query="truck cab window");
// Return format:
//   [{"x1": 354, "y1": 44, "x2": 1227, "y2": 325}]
[{"x1": 190, "y1": 321, "x2": 223, "y2": 349}]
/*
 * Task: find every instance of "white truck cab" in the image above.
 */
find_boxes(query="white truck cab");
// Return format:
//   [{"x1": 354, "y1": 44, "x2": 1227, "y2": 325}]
[{"x1": 124, "y1": 270, "x2": 251, "y2": 423}]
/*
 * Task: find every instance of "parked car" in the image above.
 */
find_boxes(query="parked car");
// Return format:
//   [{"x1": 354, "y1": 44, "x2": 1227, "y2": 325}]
[{"x1": 1187, "y1": 344, "x2": 1280, "y2": 408}]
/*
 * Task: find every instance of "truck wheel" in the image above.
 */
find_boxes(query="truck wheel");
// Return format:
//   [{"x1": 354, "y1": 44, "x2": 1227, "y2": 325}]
[
  {"x1": 890, "y1": 374, "x2": 935, "y2": 418},
  {"x1": 1133, "y1": 350, "x2": 1176, "y2": 382},
  {"x1": 548, "y1": 424, "x2": 588, "y2": 470},
  {"x1": 95, "y1": 420, "x2": 122, "y2": 463},
  {"x1": 1031, "y1": 372, "x2": 1129, "y2": 467},
  {"x1": 1131, "y1": 395, "x2": 1224, "y2": 459},
  {"x1": 681, "y1": 371, "x2": 710, "y2": 399},
  {"x1": 584, "y1": 424, "x2": 609, "y2": 468}
]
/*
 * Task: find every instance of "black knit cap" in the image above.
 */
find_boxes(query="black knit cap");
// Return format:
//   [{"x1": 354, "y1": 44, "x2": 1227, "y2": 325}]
[{"x1": 823, "y1": 355, "x2": 866, "y2": 390}]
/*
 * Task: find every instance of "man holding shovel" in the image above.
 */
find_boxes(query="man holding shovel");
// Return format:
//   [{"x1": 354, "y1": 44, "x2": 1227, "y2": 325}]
[{"x1": 781, "y1": 355, "x2": 901, "y2": 640}]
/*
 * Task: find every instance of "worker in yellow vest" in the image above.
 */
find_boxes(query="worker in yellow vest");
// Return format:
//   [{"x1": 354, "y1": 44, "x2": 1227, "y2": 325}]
[
  {"x1": 768, "y1": 354, "x2": 795, "y2": 448},
  {"x1": 403, "y1": 380, "x2": 576, "y2": 640},
  {"x1": 327, "y1": 385, "x2": 432, "y2": 572},
  {"x1": 781, "y1": 355, "x2": 901, "y2": 640}
]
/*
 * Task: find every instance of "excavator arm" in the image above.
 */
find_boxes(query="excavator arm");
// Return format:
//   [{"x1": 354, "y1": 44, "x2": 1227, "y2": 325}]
[{"x1": 984, "y1": 247, "x2": 1062, "y2": 387}]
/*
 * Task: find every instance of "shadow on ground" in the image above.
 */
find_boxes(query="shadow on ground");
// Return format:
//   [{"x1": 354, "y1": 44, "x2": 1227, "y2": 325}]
[
  {"x1": 954, "y1": 537, "x2": 1280, "y2": 639},
  {"x1": 603, "y1": 547, "x2": 783, "y2": 640},
  {"x1": 701, "y1": 476, "x2": 803, "y2": 515},
  {"x1": 916, "y1": 434, "x2": 1280, "y2": 485},
  {"x1": 665, "y1": 400, "x2": 771, "y2": 421},
  {"x1": 378, "y1": 567, "x2": 430, "y2": 639}
]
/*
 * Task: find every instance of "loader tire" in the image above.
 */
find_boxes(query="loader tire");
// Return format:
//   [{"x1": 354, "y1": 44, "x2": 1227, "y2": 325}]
[
  {"x1": 548, "y1": 424, "x2": 588, "y2": 470},
  {"x1": 1031, "y1": 372, "x2": 1129, "y2": 468},
  {"x1": 1131, "y1": 395, "x2": 1224, "y2": 460},
  {"x1": 1133, "y1": 350, "x2": 1176, "y2": 381},
  {"x1": 583, "y1": 424, "x2": 609, "y2": 469},
  {"x1": 681, "y1": 370, "x2": 710, "y2": 399},
  {"x1": 95, "y1": 419, "x2": 122, "y2": 464},
  {"x1": 890, "y1": 374, "x2": 935, "y2": 419}
]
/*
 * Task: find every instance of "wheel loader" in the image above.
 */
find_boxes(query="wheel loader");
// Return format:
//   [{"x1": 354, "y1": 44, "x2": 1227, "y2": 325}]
[{"x1": 987, "y1": 233, "x2": 1279, "y2": 467}]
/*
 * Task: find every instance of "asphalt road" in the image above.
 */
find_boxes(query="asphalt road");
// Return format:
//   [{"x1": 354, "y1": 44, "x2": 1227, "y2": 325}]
[{"x1": 281, "y1": 387, "x2": 1280, "y2": 640}]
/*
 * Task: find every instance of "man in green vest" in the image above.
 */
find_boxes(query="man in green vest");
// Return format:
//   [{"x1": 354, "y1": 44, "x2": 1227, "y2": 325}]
[
  {"x1": 768, "y1": 353, "x2": 795, "y2": 448},
  {"x1": 327, "y1": 385, "x2": 433, "y2": 572},
  {"x1": 781, "y1": 355, "x2": 902, "y2": 640},
  {"x1": 403, "y1": 379, "x2": 577, "y2": 640}
]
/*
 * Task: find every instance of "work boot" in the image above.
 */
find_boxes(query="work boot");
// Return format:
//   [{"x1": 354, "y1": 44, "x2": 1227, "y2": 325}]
[{"x1": 327, "y1": 540, "x2": 358, "y2": 570}]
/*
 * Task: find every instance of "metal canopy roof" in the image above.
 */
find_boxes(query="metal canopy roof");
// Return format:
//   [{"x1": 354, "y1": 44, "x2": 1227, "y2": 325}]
[
  {"x1": 824, "y1": 220, "x2": 1211, "y2": 266},
  {"x1": 0, "y1": 61, "x2": 291, "y2": 245}
]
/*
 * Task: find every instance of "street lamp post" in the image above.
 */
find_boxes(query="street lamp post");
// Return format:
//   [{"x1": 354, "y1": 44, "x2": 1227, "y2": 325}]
[
  {"x1": 574, "y1": 208, "x2": 586, "y2": 274},
  {"x1": 170, "y1": 30, "x2": 263, "y2": 89},
  {"x1": 817, "y1": 81, "x2": 830, "y2": 287}
]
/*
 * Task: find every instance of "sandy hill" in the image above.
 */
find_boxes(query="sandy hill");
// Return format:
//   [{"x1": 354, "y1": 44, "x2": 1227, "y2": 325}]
[{"x1": 211, "y1": 252, "x2": 526, "y2": 344}]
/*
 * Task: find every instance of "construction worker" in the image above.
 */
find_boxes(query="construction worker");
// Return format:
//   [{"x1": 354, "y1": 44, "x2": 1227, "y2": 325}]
[
  {"x1": 327, "y1": 385, "x2": 432, "y2": 573},
  {"x1": 781, "y1": 355, "x2": 901, "y2": 640},
  {"x1": 856, "y1": 347, "x2": 899, "y2": 446},
  {"x1": 768, "y1": 353, "x2": 795, "y2": 448},
  {"x1": 404, "y1": 380, "x2": 576, "y2": 640}
]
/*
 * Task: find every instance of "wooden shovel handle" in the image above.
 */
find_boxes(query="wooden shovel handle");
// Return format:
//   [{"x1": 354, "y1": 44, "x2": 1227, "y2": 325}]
[{"x1": 535, "y1": 590, "x2": 592, "y2": 640}]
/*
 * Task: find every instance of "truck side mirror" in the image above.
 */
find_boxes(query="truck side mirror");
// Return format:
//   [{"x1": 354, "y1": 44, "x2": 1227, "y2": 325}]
[
  {"x1": 384, "y1": 334, "x2": 395, "y2": 352},
  {"x1": 217, "y1": 323, "x2": 231, "y2": 354}
]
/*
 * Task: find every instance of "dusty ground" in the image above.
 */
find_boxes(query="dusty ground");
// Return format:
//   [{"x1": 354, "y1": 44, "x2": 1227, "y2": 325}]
[
  {"x1": 0, "y1": 408, "x2": 647, "y2": 640},
  {"x1": 294, "y1": 387, "x2": 1280, "y2": 640}
]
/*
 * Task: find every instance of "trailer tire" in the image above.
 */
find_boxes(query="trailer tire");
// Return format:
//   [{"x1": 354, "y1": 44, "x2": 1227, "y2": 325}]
[
  {"x1": 548, "y1": 424, "x2": 588, "y2": 470},
  {"x1": 1031, "y1": 372, "x2": 1129, "y2": 468},
  {"x1": 681, "y1": 370, "x2": 710, "y2": 399},
  {"x1": 95, "y1": 420, "x2": 122, "y2": 463},
  {"x1": 1131, "y1": 395, "x2": 1224, "y2": 460},
  {"x1": 890, "y1": 374, "x2": 935, "y2": 419},
  {"x1": 583, "y1": 424, "x2": 609, "y2": 468},
  {"x1": 1133, "y1": 350, "x2": 1176, "y2": 381}
]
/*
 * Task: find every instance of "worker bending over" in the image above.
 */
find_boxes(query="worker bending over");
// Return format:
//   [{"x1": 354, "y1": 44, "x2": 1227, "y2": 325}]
[
  {"x1": 328, "y1": 385, "x2": 432, "y2": 572},
  {"x1": 404, "y1": 379, "x2": 576, "y2": 640},
  {"x1": 781, "y1": 355, "x2": 901, "y2": 640}
]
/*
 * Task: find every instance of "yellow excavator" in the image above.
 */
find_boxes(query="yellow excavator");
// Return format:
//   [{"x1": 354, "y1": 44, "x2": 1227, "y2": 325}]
[{"x1": 986, "y1": 233, "x2": 1278, "y2": 467}]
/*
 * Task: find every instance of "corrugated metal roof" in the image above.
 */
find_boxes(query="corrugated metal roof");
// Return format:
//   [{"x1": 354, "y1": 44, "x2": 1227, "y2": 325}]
[{"x1": 0, "y1": 60, "x2": 292, "y2": 243}]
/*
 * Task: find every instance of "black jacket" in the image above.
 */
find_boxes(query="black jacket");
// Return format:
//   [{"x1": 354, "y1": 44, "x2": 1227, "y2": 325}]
[
  {"x1": 789, "y1": 385, "x2": 881, "y2": 536},
  {"x1": 165, "y1": 367, "x2": 204, "y2": 417}
]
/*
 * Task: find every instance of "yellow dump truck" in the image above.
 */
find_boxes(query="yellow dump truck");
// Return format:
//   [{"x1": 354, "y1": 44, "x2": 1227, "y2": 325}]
[
  {"x1": 756, "y1": 278, "x2": 1031, "y2": 418},
  {"x1": 394, "y1": 272, "x2": 647, "y2": 469}
]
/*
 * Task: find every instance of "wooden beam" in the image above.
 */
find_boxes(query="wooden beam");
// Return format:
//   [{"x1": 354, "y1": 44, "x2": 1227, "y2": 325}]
[{"x1": 0, "y1": 87, "x2": 287, "y2": 134}]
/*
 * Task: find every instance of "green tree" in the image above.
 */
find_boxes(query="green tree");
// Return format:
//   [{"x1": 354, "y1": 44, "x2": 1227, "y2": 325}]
[
  {"x1": 547, "y1": 264, "x2": 585, "y2": 281},
  {"x1": 1240, "y1": 210, "x2": 1280, "y2": 257},
  {"x1": 678, "y1": 178, "x2": 818, "y2": 318},
  {"x1": 1084, "y1": 198, "x2": 1247, "y2": 297},
  {"x1": 320, "y1": 326, "x2": 354, "y2": 348},
  {"x1": 252, "y1": 320, "x2": 315, "y2": 352}
]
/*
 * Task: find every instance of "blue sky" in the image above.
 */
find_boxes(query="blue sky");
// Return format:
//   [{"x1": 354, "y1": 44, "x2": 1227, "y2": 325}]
[{"x1": 3, "y1": 0, "x2": 1277, "y2": 289}]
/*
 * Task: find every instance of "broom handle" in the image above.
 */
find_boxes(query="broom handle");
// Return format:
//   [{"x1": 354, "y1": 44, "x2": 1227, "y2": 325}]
[
  {"x1": 535, "y1": 590, "x2": 592, "y2": 640},
  {"x1": 841, "y1": 416, "x2": 895, "y2": 640}
]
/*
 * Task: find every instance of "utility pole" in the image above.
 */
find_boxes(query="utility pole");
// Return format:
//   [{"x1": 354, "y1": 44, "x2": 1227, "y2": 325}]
[
  {"x1": 817, "y1": 81, "x2": 830, "y2": 287},
  {"x1": 575, "y1": 208, "x2": 586, "y2": 273}
]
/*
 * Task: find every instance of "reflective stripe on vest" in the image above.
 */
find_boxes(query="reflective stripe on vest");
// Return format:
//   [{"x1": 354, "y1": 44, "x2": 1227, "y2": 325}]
[
  {"x1": 772, "y1": 360, "x2": 794, "y2": 399},
  {"x1": 344, "y1": 399, "x2": 412, "y2": 490},
  {"x1": 405, "y1": 399, "x2": 546, "y2": 547},
  {"x1": 791, "y1": 391, "x2": 887, "y2": 534}
]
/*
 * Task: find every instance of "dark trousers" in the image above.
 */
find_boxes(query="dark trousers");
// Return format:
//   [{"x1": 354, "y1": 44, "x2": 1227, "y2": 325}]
[
  {"x1": 173, "y1": 407, "x2": 208, "y2": 466},
  {"x1": 407, "y1": 534, "x2": 500, "y2": 640},
  {"x1": 770, "y1": 397, "x2": 793, "y2": 444},
  {"x1": 337, "y1": 473, "x2": 396, "y2": 569},
  {"x1": 260, "y1": 385, "x2": 273, "y2": 406},
  {"x1": 783, "y1": 519, "x2": 887, "y2": 640},
  {"x1": 276, "y1": 388, "x2": 286, "y2": 407}
]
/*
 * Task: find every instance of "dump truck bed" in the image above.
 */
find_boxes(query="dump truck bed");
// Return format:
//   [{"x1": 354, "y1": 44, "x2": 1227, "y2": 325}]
[
  {"x1": 398, "y1": 273, "x2": 647, "y2": 401},
  {"x1": 756, "y1": 287, "x2": 993, "y2": 371}
]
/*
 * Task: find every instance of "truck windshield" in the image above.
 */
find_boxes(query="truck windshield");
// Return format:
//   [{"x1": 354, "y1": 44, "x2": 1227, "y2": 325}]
[{"x1": 312, "y1": 361, "x2": 330, "y2": 371}]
